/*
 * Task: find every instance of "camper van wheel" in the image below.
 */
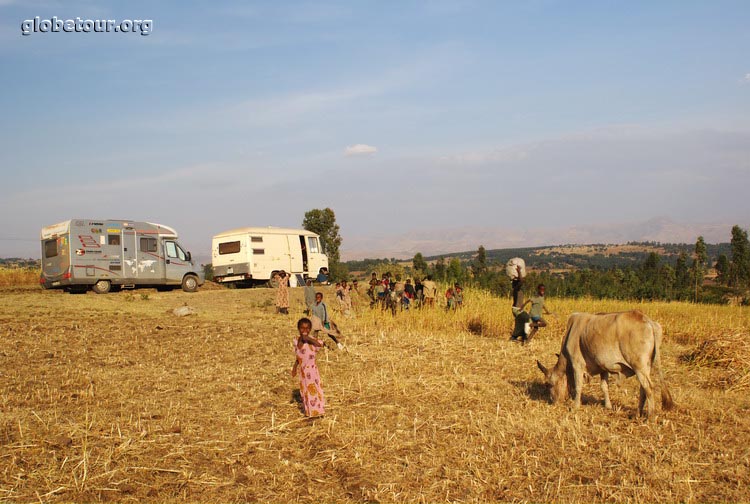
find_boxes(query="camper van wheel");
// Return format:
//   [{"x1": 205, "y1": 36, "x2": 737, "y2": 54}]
[
  {"x1": 181, "y1": 275, "x2": 199, "y2": 293},
  {"x1": 92, "y1": 280, "x2": 111, "y2": 294}
]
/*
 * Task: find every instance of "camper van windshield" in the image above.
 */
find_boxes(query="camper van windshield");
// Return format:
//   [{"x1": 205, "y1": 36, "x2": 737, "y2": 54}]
[
  {"x1": 307, "y1": 237, "x2": 320, "y2": 254},
  {"x1": 165, "y1": 241, "x2": 187, "y2": 261}
]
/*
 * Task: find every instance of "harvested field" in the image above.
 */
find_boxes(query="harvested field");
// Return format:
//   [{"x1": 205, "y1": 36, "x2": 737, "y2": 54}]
[
  {"x1": 0, "y1": 267, "x2": 38, "y2": 287},
  {"x1": 1, "y1": 285, "x2": 750, "y2": 503}
]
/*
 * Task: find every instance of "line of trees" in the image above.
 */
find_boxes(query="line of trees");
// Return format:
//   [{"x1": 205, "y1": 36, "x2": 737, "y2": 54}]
[
  {"x1": 330, "y1": 218, "x2": 749, "y2": 305},
  {"x1": 356, "y1": 225, "x2": 750, "y2": 305}
]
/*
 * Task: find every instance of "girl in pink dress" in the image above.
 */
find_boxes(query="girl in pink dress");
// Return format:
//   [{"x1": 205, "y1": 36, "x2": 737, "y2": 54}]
[{"x1": 291, "y1": 318, "x2": 325, "y2": 417}]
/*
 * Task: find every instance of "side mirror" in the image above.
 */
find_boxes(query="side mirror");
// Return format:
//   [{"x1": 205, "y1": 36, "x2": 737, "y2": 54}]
[{"x1": 186, "y1": 251, "x2": 192, "y2": 262}]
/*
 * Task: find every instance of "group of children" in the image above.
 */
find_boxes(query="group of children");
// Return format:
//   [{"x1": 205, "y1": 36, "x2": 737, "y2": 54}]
[
  {"x1": 291, "y1": 266, "x2": 554, "y2": 418},
  {"x1": 370, "y1": 273, "x2": 463, "y2": 311}
]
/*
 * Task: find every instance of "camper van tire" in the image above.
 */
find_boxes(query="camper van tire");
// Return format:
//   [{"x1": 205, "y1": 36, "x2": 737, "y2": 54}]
[
  {"x1": 92, "y1": 280, "x2": 112, "y2": 294},
  {"x1": 181, "y1": 274, "x2": 199, "y2": 293}
]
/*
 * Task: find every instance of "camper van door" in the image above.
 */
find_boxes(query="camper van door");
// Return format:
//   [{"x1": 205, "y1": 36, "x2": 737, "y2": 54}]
[
  {"x1": 137, "y1": 234, "x2": 163, "y2": 280},
  {"x1": 122, "y1": 230, "x2": 138, "y2": 277},
  {"x1": 164, "y1": 240, "x2": 189, "y2": 283},
  {"x1": 287, "y1": 235, "x2": 303, "y2": 275}
]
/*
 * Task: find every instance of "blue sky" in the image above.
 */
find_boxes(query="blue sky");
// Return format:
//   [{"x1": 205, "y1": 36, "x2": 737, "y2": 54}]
[{"x1": 1, "y1": 1, "x2": 749, "y2": 259}]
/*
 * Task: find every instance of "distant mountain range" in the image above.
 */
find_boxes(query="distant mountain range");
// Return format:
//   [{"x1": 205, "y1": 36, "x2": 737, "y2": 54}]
[{"x1": 341, "y1": 217, "x2": 742, "y2": 261}]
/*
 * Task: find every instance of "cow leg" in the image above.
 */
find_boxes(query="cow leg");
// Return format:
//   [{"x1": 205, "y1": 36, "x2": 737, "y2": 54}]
[
  {"x1": 600, "y1": 372, "x2": 612, "y2": 409},
  {"x1": 572, "y1": 367, "x2": 585, "y2": 409},
  {"x1": 635, "y1": 370, "x2": 655, "y2": 418}
]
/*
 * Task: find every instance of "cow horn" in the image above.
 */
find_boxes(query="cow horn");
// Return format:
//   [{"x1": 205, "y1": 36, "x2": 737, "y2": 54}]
[{"x1": 536, "y1": 360, "x2": 549, "y2": 377}]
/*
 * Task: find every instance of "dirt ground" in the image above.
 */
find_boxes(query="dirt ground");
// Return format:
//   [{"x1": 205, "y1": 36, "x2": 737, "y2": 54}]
[{"x1": 1, "y1": 285, "x2": 749, "y2": 503}]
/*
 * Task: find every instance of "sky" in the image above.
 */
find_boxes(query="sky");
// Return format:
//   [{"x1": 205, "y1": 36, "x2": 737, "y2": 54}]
[{"x1": 1, "y1": 0, "x2": 749, "y2": 260}]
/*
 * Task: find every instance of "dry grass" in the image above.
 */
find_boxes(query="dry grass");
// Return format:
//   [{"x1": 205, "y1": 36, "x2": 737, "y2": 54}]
[
  {"x1": 680, "y1": 333, "x2": 750, "y2": 391},
  {"x1": 0, "y1": 267, "x2": 39, "y2": 287},
  {"x1": 1, "y1": 284, "x2": 749, "y2": 503}
]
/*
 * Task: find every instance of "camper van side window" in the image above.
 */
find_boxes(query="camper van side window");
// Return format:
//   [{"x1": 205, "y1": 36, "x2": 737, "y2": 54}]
[
  {"x1": 140, "y1": 237, "x2": 157, "y2": 253},
  {"x1": 252, "y1": 248, "x2": 265, "y2": 255},
  {"x1": 307, "y1": 237, "x2": 320, "y2": 253},
  {"x1": 219, "y1": 241, "x2": 241, "y2": 254},
  {"x1": 108, "y1": 234, "x2": 121, "y2": 246},
  {"x1": 251, "y1": 236, "x2": 263, "y2": 243},
  {"x1": 44, "y1": 239, "x2": 58, "y2": 258}
]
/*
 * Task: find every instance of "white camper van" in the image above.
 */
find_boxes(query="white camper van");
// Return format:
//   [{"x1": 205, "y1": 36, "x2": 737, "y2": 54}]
[
  {"x1": 40, "y1": 219, "x2": 204, "y2": 293},
  {"x1": 212, "y1": 227, "x2": 328, "y2": 287}
]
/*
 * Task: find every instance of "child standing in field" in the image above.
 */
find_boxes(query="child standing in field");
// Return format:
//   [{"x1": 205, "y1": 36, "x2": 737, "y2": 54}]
[
  {"x1": 422, "y1": 275, "x2": 437, "y2": 307},
  {"x1": 276, "y1": 270, "x2": 290, "y2": 315},
  {"x1": 522, "y1": 283, "x2": 555, "y2": 342},
  {"x1": 291, "y1": 318, "x2": 326, "y2": 417},
  {"x1": 304, "y1": 278, "x2": 316, "y2": 315}
]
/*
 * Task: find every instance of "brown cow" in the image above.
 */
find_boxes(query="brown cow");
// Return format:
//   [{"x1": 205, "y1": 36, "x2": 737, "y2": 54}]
[{"x1": 536, "y1": 310, "x2": 673, "y2": 417}]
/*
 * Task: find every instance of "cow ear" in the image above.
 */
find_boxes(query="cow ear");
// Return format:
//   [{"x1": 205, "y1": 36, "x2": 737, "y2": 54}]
[{"x1": 536, "y1": 360, "x2": 549, "y2": 378}]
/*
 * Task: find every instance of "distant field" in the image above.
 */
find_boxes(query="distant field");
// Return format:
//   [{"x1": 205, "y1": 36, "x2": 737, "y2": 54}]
[
  {"x1": 0, "y1": 266, "x2": 38, "y2": 287},
  {"x1": 1, "y1": 284, "x2": 749, "y2": 502},
  {"x1": 533, "y1": 244, "x2": 669, "y2": 257}
]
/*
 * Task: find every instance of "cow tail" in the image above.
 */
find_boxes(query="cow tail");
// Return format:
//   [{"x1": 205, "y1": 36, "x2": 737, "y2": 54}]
[{"x1": 651, "y1": 320, "x2": 674, "y2": 410}]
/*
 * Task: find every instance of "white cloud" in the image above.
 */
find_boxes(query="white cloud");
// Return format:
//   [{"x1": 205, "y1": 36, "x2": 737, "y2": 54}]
[
  {"x1": 745, "y1": 73, "x2": 750, "y2": 83},
  {"x1": 345, "y1": 144, "x2": 378, "y2": 156}
]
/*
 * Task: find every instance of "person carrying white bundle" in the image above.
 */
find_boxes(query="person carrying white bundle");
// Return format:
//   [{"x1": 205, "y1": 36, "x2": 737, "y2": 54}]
[{"x1": 506, "y1": 257, "x2": 526, "y2": 279}]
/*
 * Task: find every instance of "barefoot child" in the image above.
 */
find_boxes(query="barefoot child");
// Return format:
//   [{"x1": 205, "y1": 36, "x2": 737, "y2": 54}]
[
  {"x1": 521, "y1": 283, "x2": 555, "y2": 342},
  {"x1": 291, "y1": 318, "x2": 326, "y2": 417}
]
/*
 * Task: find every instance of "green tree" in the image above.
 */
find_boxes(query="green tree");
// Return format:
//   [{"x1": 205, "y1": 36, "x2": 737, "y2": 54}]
[
  {"x1": 692, "y1": 236, "x2": 707, "y2": 302},
  {"x1": 674, "y1": 251, "x2": 690, "y2": 294},
  {"x1": 660, "y1": 264, "x2": 676, "y2": 300},
  {"x1": 412, "y1": 252, "x2": 428, "y2": 274},
  {"x1": 715, "y1": 254, "x2": 729, "y2": 285},
  {"x1": 447, "y1": 258, "x2": 464, "y2": 283},
  {"x1": 202, "y1": 263, "x2": 214, "y2": 281},
  {"x1": 729, "y1": 225, "x2": 750, "y2": 288},
  {"x1": 642, "y1": 252, "x2": 661, "y2": 272},
  {"x1": 474, "y1": 245, "x2": 487, "y2": 276},
  {"x1": 302, "y1": 208, "x2": 344, "y2": 279},
  {"x1": 433, "y1": 257, "x2": 447, "y2": 281},
  {"x1": 638, "y1": 252, "x2": 661, "y2": 300}
]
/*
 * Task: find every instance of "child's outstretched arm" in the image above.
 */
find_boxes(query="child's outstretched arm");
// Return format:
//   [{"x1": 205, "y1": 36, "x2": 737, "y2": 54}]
[
  {"x1": 301, "y1": 333, "x2": 324, "y2": 347},
  {"x1": 291, "y1": 360, "x2": 298, "y2": 377}
]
